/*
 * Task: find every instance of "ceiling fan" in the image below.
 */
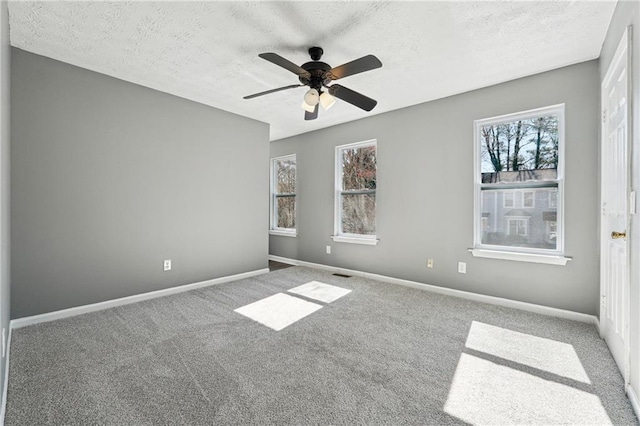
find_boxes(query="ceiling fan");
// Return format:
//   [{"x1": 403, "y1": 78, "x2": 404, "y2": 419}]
[{"x1": 243, "y1": 47, "x2": 382, "y2": 121}]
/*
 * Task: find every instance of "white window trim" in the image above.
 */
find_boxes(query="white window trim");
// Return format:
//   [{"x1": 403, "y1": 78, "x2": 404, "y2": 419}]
[
  {"x1": 269, "y1": 229, "x2": 297, "y2": 237},
  {"x1": 332, "y1": 235, "x2": 378, "y2": 245},
  {"x1": 270, "y1": 154, "x2": 297, "y2": 236},
  {"x1": 333, "y1": 139, "x2": 378, "y2": 246},
  {"x1": 473, "y1": 104, "x2": 568, "y2": 263},
  {"x1": 469, "y1": 249, "x2": 571, "y2": 265},
  {"x1": 522, "y1": 190, "x2": 535, "y2": 208}
]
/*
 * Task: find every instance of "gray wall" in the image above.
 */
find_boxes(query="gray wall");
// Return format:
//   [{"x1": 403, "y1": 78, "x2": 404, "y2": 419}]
[
  {"x1": 11, "y1": 48, "x2": 269, "y2": 319},
  {"x1": 0, "y1": 0, "x2": 10, "y2": 404},
  {"x1": 270, "y1": 60, "x2": 599, "y2": 315},
  {"x1": 599, "y1": 0, "x2": 640, "y2": 400}
]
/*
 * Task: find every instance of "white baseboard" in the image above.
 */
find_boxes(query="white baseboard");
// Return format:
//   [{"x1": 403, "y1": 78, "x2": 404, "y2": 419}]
[
  {"x1": 269, "y1": 255, "x2": 298, "y2": 266},
  {"x1": 593, "y1": 317, "x2": 602, "y2": 336},
  {"x1": 628, "y1": 385, "x2": 640, "y2": 421},
  {"x1": 268, "y1": 255, "x2": 597, "y2": 324},
  {"x1": 0, "y1": 326, "x2": 12, "y2": 426},
  {"x1": 11, "y1": 268, "x2": 270, "y2": 329}
]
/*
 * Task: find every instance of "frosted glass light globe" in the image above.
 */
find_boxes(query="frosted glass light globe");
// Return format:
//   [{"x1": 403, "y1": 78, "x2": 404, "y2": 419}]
[
  {"x1": 303, "y1": 89, "x2": 320, "y2": 106},
  {"x1": 320, "y1": 91, "x2": 336, "y2": 110},
  {"x1": 301, "y1": 101, "x2": 316, "y2": 113}
]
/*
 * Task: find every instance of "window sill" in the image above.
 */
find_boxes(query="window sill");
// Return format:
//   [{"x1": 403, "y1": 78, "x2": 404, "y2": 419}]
[
  {"x1": 269, "y1": 230, "x2": 297, "y2": 238},
  {"x1": 332, "y1": 235, "x2": 378, "y2": 246},
  {"x1": 469, "y1": 249, "x2": 571, "y2": 265}
]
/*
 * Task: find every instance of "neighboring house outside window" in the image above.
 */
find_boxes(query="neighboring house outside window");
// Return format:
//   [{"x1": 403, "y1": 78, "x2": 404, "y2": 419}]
[
  {"x1": 333, "y1": 140, "x2": 378, "y2": 245},
  {"x1": 473, "y1": 104, "x2": 564, "y2": 257},
  {"x1": 270, "y1": 154, "x2": 296, "y2": 236}
]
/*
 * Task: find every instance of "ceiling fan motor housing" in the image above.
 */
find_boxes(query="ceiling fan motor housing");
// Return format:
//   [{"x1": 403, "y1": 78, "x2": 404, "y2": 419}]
[{"x1": 300, "y1": 61, "x2": 332, "y2": 89}]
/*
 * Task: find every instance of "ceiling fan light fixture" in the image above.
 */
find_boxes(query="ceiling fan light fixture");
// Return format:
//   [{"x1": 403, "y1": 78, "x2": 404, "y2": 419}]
[
  {"x1": 303, "y1": 88, "x2": 320, "y2": 106},
  {"x1": 245, "y1": 48, "x2": 382, "y2": 119},
  {"x1": 320, "y1": 91, "x2": 336, "y2": 110},
  {"x1": 301, "y1": 101, "x2": 316, "y2": 113}
]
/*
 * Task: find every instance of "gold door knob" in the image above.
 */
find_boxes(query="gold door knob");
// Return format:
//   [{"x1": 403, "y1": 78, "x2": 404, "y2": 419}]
[{"x1": 611, "y1": 231, "x2": 627, "y2": 239}]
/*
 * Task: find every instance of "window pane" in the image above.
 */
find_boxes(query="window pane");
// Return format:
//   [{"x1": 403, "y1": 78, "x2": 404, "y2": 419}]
[
  {"x1": 276, "y1": 159, "x2": 296, "y2": 194},
  {"x1": 341, "y1": 193, "x2": 375, "y2": 235},
  {"x1": 480, "y1": 115, "x2": 559, "y2": 183},
  {"x1": 480, "y1": 187, "x2": 557, "y2": 250},
  {"x1": 342, "y1": 146, "x2": 376, "y2": 191},
  {"x1": 523, "y1": 191, "x2": 534, "y2": 208},
  {"x1": 276, "y1": 196, "x2": 295, "y2": 228},
  {"x1": 504, "y1": 192, "x2": 514, "y2": 208}
]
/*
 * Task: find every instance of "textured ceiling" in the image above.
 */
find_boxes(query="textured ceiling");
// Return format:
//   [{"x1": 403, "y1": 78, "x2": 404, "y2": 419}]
[{"x1": 8, "y1": 1, "x2": 616, "y2": 141}]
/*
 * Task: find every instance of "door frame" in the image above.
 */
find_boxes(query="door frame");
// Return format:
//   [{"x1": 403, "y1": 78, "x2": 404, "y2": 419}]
[{"x1": 600, "y1": 25, "x2": 633, "y2": 387}]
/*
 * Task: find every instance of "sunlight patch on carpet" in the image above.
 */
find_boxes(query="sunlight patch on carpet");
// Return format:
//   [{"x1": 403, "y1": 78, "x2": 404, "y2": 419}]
[
  {"x1": 444, "y1": 353, "x2": 611, "y2": 425},
  {"x1": 465, "y1": 321, "x2": 591, "y2": 383},
  {"x1": 234, "y1": 293, "x2": 322, "y2": 331},
  {"x1": 287, "y1": 281, "x2": 351, "y2": 303}
]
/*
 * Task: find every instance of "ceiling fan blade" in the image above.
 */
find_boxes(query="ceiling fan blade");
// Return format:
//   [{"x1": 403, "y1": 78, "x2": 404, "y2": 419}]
[
  {"x1": 305, "y1": 104, "x2": 319, "y2": 121},
  {"x1": 328, "y1": 84, "x2": 377, "y2": 112},
  {"x1": 243, "y1": 84, "x2": 303, "y2": 99},
  {"x1": 259, "y1": 53, "x2": 311, "y2": 79},
  {"x1": 327, "y1": 55, "x2": 382, "y2": 80}
]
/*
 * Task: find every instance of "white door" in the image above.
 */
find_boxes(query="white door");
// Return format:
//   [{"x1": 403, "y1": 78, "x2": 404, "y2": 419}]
[{"x1": 600, "y1": 27, "x2": 631, "y2": 383}]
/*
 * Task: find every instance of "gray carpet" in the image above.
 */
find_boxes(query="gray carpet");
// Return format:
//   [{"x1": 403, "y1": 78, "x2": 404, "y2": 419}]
[{"x1": 4, "y1": 266, "x2": 638, "y2": 425}]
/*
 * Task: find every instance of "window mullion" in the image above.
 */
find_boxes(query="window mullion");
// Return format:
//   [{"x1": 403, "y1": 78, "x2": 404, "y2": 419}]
[
  {"x1": 480, "y1": 181, "x2": 559, "y2": 191},
  {"x1": 340, "y1": 189, "x2": 376, "y2": 196}
]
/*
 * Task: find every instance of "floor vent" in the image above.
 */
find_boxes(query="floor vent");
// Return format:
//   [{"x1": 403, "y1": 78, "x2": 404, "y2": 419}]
[{"x1": 332, "y1": 273, "x2": 352, "y2": 278}]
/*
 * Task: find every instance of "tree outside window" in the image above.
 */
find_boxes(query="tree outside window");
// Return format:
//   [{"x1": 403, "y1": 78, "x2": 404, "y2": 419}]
[
  {"x1": 475, "y1": 105, "x2": 564, "y2": 253},
  {"x1": 334, "y1": 141, "x2": 377, "y2": 243},
  {"x1": 271, "y1": 155, "x2": 296, "y2": 233}
]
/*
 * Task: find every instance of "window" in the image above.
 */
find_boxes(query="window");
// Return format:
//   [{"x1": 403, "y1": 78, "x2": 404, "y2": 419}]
[
  {"x1": 549, "y1": 189, "x2": 557, "y2": 208},
  {"x1": 508, "y1": 218, "x2": 529, "y2": 236},
  {"x1": 270, "y1": 154, "x2": 296, "y2": 236},
  {"x1": 523, "y1": 191, "x2": 535, "y2": 208},
  {"x1": 473, "y1": 104, "x2": 564, "y2": 258},
  {"x1": 333, "y1": 140, "x2": 377, "y2": 245},
  {"x1": 503, "y1": 191, "x2": 515, "y2": 208}
]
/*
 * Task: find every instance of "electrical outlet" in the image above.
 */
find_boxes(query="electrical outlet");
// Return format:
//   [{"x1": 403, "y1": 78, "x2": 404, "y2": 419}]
[
  {"x1": 163, "y1": 259, "x2": 172, "y2": 271},
  {"x1": 458, "y1": 262, "x2": 467, "y2": 274},
  {"x1": 326, "y1": 245, "x2": 331, "y2": 254},
  {"x1": 427, "y1": 258, "x2": 434, "y2": 269}
]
